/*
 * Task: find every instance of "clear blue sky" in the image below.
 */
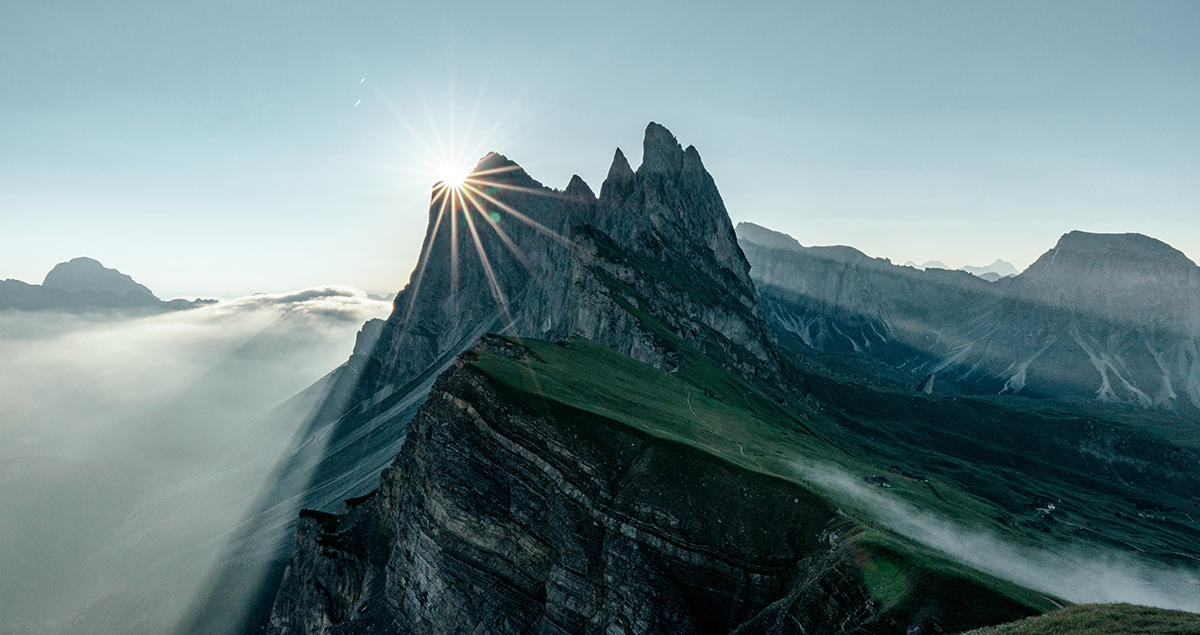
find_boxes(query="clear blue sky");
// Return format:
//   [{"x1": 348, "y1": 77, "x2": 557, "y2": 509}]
[{"x1": 3, "y1": 1, "x2": 1198, "y2": 298}]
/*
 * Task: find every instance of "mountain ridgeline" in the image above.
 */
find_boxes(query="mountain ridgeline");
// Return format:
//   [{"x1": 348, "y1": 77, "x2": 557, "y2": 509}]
[
  {"x1": 738, "y1": 223, "x2": 1200, "y2": 415},
  {"x1": 207, "y1": 123, "x2": 1200, "y2": 633},
  {"x1": 0, "y1": 256, "x2": 211, "y2": 313}
]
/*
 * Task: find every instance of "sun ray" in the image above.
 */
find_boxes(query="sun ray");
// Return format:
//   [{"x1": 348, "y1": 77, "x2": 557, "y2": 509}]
[
  {"x1": 461, "y1": 182, "x2": 567, "y2": 245},
  {"x1": 459, "y1": 188, "x2": 535, "y2": 272},
  {"x1": 463, "y1": 178, "x2": 561, "y2": 199},
  {"x1": 458, "y1": 85, "x2": 484, "y2": 167},
  {"x1": 420, "y1": 93, "x2": 451, "y2": 171},
  {"x1": 462, "y1": 198, "x2": 513, "y2": 326},
  {"x1": 404, "y1": 188, "x2": 451, "y2": 322},
  {"x1": 464, "y1": 164, "x2": 524, "y2": 178},
  {"x1": 449, "y1": 187, "x2": 460, "y2": 317}
]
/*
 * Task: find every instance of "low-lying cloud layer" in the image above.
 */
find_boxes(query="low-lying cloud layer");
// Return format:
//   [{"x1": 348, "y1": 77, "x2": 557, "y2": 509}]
[
  {"x1": 0, "y1": 287, "x2": 390, "y2": 633},
  {"x1": 792, "y1": 461, "x2": 1200, "y2": 613}
]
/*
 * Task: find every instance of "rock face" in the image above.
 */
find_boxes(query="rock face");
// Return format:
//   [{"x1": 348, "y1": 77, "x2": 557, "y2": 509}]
[
  {"x1": 185, "y1": 123, "x2": 779, "y2": 631},
  {"x1": 267, "y1": 337, "x2": 1036, "y2": 634},
  {"x1": 737, "y1": 223, "x2": 1200, "y2": 415},
  {"x1": 1, "y1": 257, "x2": 209, "y2": 312}
]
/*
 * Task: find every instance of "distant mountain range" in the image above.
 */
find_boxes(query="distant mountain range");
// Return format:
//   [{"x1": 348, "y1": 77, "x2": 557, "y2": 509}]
[
  {"x1": 0, "y1": 257, "x2": 212, "y2": 312},
  {"x1": 902, "y1": 257, "x2": 1020, "y2": 281},
  {"x1": 739, "y1": 223, "x2": 1200, "y2": 416}
]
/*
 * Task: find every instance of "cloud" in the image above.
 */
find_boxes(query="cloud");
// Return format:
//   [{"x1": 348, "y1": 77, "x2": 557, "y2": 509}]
[
  {"x1": 792, "y1": 460, "x2": 1200, "y2": 613},
  {"x1": 0, "y1": 287, "x2": 391, "y2": 633},
  {"x1": 210, "y1": 285, "x2": 391, "y2": 319}
]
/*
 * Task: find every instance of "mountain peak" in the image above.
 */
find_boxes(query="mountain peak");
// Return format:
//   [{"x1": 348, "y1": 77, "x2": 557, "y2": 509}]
[
  {"x1": 639, "y1": 121, "x2": 684, "y2": 175},
  {"x1": 607, "y1": 148, "x2": 633, "y2": 180},
  {"x1": 599, "y1": 148, "x2": 635, "y2": 203},
  {"x1": 735, "y1": 222, "x2": 803, "y2": 252},
  {"x1": 42, "y1": 257, "x2": 157, "y2": 299},
  {"x1": 563, "y1": 174, "x2": 596, "y2": 201},
  {"x1": 1013, "y1": 230, "x2": 1200, "y2": 329},
  {"x1": 961, "y1": 259, "x2": 1019, "y2": 278},
  {"x1": 473, "y1": 151, "x2": 524, "y2": 178},
  {"x1": 1023, "y1": 231, "x2": 1197, "y2": 280},
  {"x1": 1049, "y1": 230, "x2": 1193, "y2": 265}
]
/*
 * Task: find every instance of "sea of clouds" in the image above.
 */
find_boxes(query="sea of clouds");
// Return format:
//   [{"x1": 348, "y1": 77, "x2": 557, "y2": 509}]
[{"x1": 0, "y1": 287, "x2": 391, "y2": 634}]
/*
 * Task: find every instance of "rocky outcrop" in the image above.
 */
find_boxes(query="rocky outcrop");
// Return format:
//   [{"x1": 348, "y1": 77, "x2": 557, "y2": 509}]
[
  {"x1": 738, "y1": 223, "x2": 1200, "y2": 415},
  {"x1": 267, "y1": 337, "x2": 1038, "y2": 634}
]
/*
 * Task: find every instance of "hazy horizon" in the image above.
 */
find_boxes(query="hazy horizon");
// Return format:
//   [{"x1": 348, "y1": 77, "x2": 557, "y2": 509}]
[{"x1": 4, "y1": 2, "x2": 1198, "y2": 299}]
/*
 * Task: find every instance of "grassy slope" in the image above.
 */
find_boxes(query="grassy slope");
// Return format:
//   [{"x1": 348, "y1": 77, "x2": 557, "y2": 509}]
[
  {"x1": 791, "y1": 364, "x2": 1200, "y2": 564},
  {"x1": 471, "y1": 334, "x2": 1058, "y2": 619},
  {"x1": 965, "y1": 603, "x2": 1200, "y2": 634}
]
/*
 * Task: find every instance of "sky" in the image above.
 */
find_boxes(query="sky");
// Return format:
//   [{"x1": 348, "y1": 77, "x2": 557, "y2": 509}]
[{"x1": 2, "y1": 1, "x2": 1198, "y2": 298}]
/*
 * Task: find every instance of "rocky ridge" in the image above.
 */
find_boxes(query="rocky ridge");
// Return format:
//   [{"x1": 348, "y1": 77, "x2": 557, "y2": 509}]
[{"x1": 737, "y1": 223, "x2": 1200, "y2": 415}]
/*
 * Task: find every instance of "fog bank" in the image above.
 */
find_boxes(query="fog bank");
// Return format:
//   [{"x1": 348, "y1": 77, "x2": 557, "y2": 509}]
[
  {"x1": 0, "y1": 287, "x2": 389, "y2": 633},
  {"x1": 793, "y1": 461, "x2": 1200, "y2": 613}
]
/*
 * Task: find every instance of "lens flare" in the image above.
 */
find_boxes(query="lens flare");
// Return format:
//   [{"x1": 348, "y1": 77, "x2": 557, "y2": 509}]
[{"x1": 438, "y1": 163, "x2": 472, "y2": 190}]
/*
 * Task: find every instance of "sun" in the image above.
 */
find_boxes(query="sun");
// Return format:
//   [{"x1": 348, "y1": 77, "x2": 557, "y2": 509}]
[
  {"x1": 438, "y1": 163, "x2": 472, "y2": 190},
  {"x1": 390, "y1": 115, "x2": 569, "y2": 331}
]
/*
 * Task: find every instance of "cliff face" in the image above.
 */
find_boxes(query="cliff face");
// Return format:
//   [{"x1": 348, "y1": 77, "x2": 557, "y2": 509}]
[{"x1": 267, "y1": 337, "x2": 1039, "y2": 634}]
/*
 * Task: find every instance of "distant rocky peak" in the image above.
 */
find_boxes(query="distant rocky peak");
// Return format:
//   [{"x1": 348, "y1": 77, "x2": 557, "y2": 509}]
[
  {"x1": 563, "y1": 174, "x2": 596, "y2": 201},
  {"x1": 599, "y1": 148, "x2": 635, "y2": 204},
  {"x1": 1045, "y1": 231, "x2": 1194, "y2": 269},
  {"x1": 470, "y1": 152, "x2": 539, "y2": 189},
  {"x1": 681, "y1": 145, "x2": 706, "y2": 175},
  {"x1": 1019, "y1": 231, "x2": 1198, "y2": 288},
  {"x1": 960, "y1": 259, "x2": 1019, "y2": 279},
  {"x1": 639, "y1": 121, "x2": 685, "y2": 175},
  {"x1": 591, "y1": 123, "x2": 754, "y2": 292},
  {"x1": 735, "y1": 222, "x2": 804, "y2": 252},
  {"x1": 42, "y1": 256, "x2": 157, "y2": 299},
  {"x1": 1012, "y1": 230, "x2": 1200, "y2": 331}
]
